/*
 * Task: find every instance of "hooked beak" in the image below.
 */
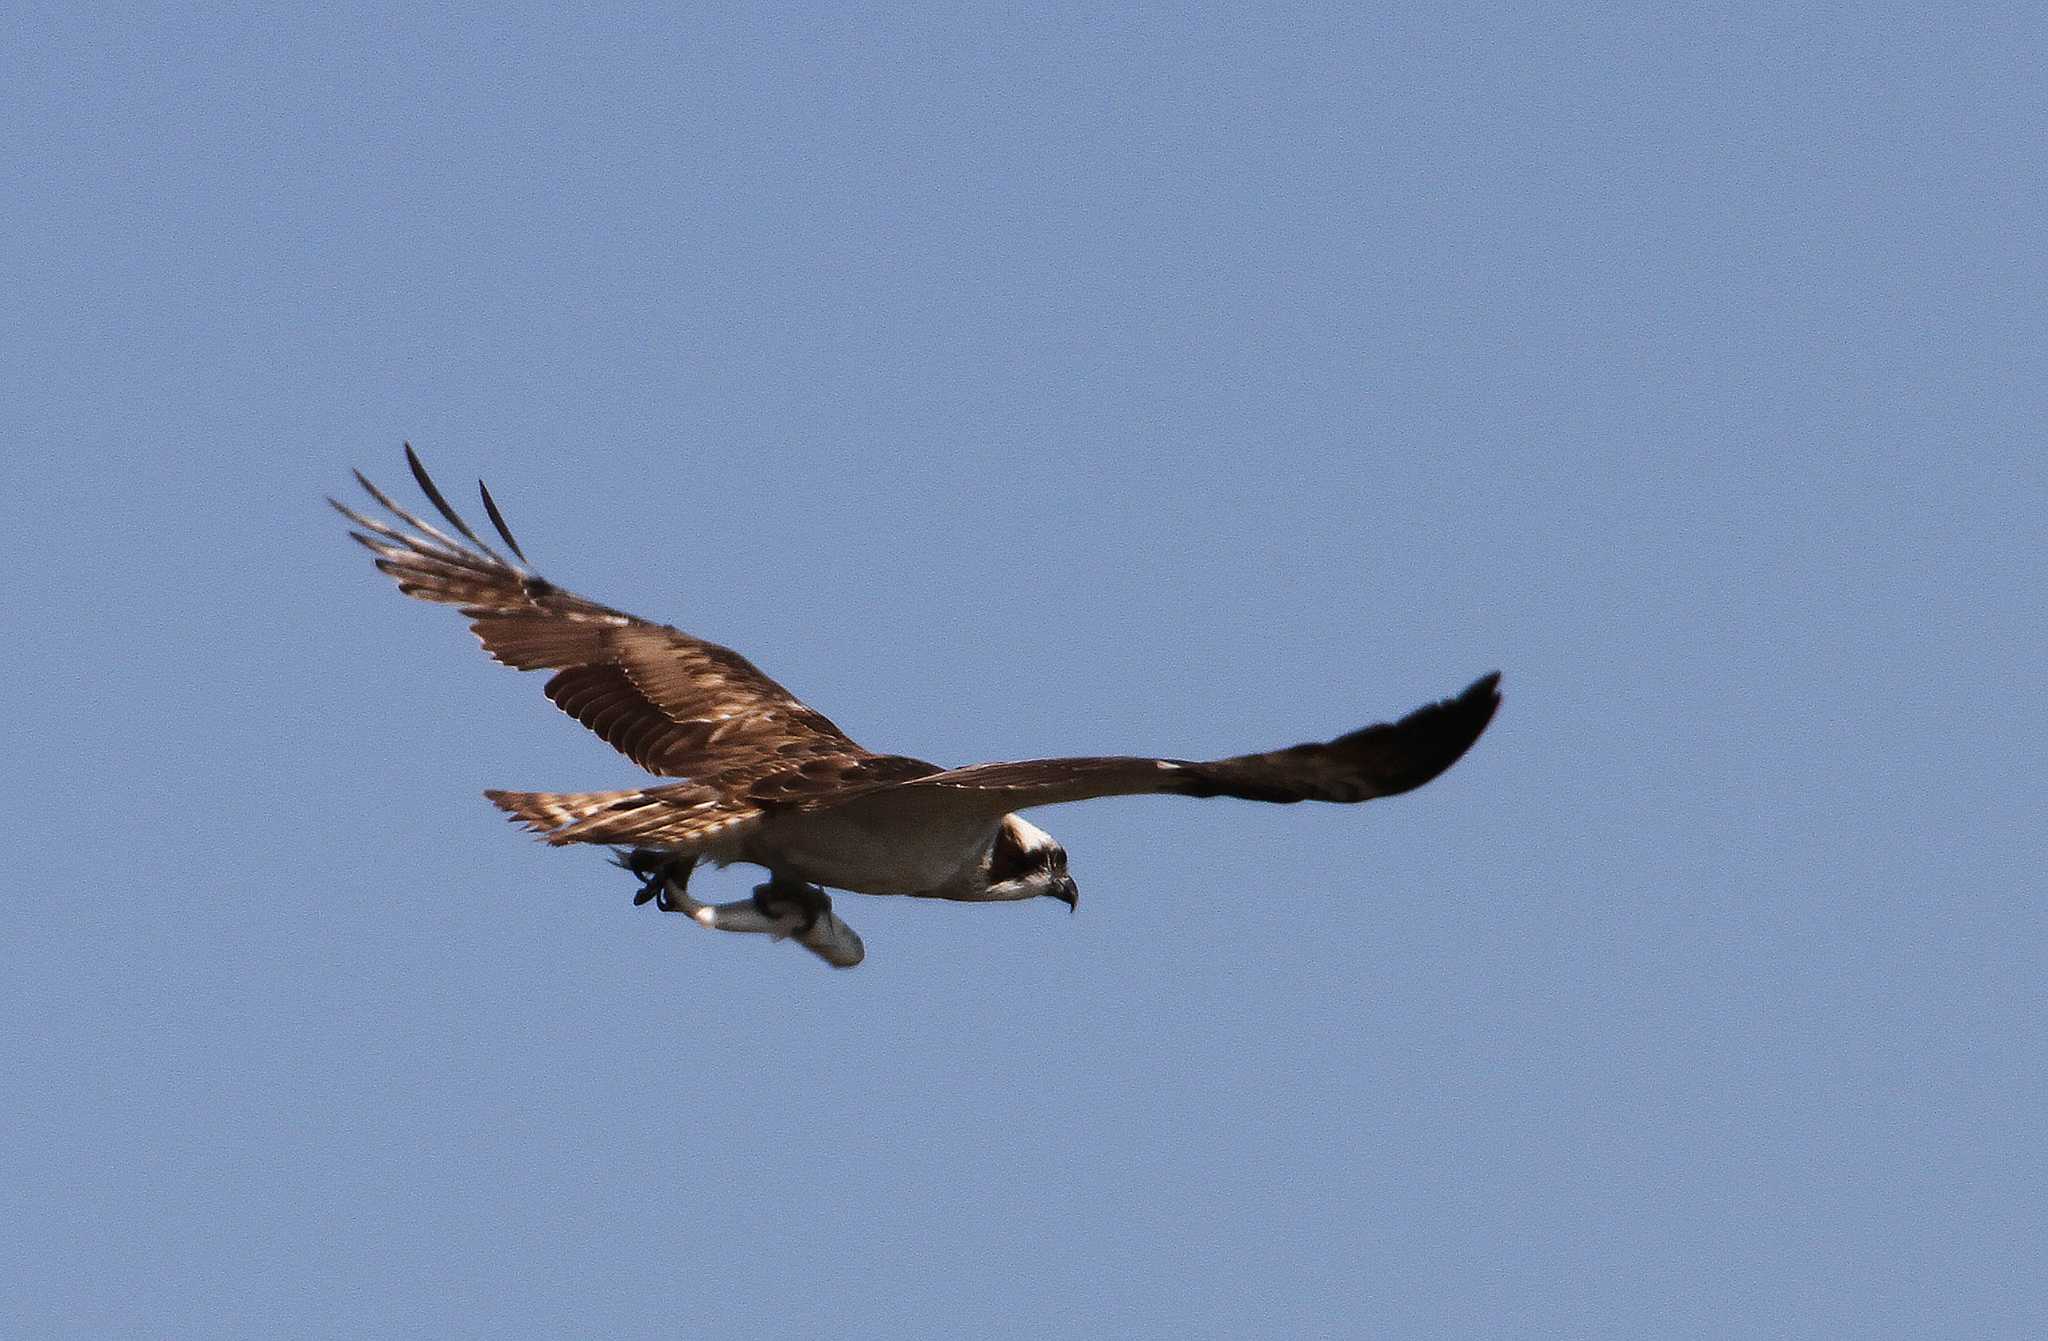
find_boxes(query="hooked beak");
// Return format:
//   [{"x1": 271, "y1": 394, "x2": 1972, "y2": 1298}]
[{"x1": 1051, "y1": 875, "x2": 1079, "y2": 913}]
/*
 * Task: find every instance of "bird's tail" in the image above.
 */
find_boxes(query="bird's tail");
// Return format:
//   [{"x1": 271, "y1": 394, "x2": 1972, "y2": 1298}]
[
  {"x1": 485, "y1": 787, "x2": 645, "y2": 840},
  {"x1": 483, "y1": 782, "x2": 733, "y2": 847}
]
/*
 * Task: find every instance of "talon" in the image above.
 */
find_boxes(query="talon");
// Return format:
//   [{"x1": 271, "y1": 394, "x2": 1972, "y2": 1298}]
[
  {"x1": 754, "y1": 879, "x2": 829, "y2": 936},
  {"x1": 618, "y1": 849, "x2": 688, "y2": 910},
  {"x1": 632, "y1": 865, "x2": 665, "y2": 906}
]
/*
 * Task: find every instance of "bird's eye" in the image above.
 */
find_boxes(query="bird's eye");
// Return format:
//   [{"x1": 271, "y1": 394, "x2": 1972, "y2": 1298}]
[{"x1": 1050, "y1": 850, "x2": 1066, "y2": 871}]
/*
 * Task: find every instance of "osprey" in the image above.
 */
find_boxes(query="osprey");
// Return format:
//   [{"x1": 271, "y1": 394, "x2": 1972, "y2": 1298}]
[{"x1": 334, "y1": 448, "x2": 1501, "y2": 967}]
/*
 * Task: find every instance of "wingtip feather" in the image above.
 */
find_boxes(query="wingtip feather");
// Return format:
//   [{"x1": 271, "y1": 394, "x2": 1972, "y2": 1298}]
[
  {"x1": 478, "y1": 477, "x2": 530, "y2": 564},
  {"x1": 405, "y1": 445, "x2": 511, "y2": 566}
]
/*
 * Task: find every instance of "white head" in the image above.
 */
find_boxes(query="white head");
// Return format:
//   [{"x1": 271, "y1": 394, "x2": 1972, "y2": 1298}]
[{"x1": 983, "y1": 814, "x2": 1078, "y2": 909}]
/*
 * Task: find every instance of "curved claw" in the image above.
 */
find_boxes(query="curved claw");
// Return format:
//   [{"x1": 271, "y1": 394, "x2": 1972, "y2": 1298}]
[
  {"x1": 753, "y1": 879, "x2": 830, "y2": 937},
  {"x1": 615, "y1": 849, "x2": 689, "y2": 910}
]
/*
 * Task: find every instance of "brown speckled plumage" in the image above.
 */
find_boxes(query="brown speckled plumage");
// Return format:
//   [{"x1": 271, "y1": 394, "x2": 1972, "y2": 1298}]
[{"x1": 333, "y1": 447, "x2": 1501, "y2": 917}]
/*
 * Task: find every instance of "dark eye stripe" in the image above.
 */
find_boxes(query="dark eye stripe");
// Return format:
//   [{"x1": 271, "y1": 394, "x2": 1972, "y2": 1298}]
[{"x1": 988, "y1": 831, "x2": 1051, "y2": 883}]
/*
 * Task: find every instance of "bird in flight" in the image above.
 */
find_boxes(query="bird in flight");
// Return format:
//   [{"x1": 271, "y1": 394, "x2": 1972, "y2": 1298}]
[{"x1": 333, "y1": 447, "x2": 1501, "y2": 967}]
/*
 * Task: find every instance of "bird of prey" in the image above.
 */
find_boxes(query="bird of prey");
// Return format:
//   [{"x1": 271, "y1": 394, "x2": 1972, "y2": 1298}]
[{"x1": 333, "y1": 448, "x2": 1501, "y2": 967}]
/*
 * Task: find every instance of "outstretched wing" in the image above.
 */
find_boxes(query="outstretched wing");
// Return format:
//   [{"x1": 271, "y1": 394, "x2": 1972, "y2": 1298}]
[
  {"x1": 891, "y1": 672, "x2": 1501, "y2": 812},
  {"x1": 333, "y1": 446, "x2": 916, "y2": 791}
]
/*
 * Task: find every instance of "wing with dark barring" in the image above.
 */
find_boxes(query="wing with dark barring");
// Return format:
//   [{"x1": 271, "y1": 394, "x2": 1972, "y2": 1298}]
[
  {"x1": 332, "y1": 446, "x2": 928, "y2": 794},
  {"x1": 895, "y1": 672, "x2": 1501, "y2": 811}
]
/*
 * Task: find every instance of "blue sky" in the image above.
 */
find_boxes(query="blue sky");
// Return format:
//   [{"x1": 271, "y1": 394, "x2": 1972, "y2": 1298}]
[{"x1": 3, "y1": 5, "x2": 2042, "y2": 1336}]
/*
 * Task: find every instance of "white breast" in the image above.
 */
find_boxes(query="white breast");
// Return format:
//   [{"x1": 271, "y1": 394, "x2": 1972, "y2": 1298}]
[{"x1": 748, "y1": 800, "x2": 1001, "y2": 896}]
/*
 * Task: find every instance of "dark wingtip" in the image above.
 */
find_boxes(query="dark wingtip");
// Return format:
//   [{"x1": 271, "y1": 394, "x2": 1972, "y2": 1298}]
[
  {"x1": 1337, "y1": 670, "x2": 1504, "y2": 801},
  {"x1": 1411, "y1": 670, "x2": 1502, "y2": 789},
  {"x1": 405, "y1": 444, "x2": 455, "y2": 524},
  {"x1": 1444, "y1": 669, "x2": 1504, "y2": 738},
  {"x1": 405, "y1": 443, "x2": 512, "y2": 564},
  {"x1": 478, "y1": 478, "x2": 529, "y2": 564}
]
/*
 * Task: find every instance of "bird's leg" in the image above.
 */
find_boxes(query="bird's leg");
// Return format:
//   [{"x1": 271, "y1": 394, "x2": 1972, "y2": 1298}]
[
  {"x1": 753, "y1": 873, "x2": 831, "y2": 936},
  {"x1": 612, "y1": 849, "x2": 692, "y2": 912},
  {"x1": 622, "y1": 865, "x2": 861, "y2": 967}
]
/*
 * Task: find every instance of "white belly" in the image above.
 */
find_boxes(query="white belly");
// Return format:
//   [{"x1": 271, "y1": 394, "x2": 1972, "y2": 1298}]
[{"x1": 747, "y1": 802, "x2": 1000, "y2": 896}]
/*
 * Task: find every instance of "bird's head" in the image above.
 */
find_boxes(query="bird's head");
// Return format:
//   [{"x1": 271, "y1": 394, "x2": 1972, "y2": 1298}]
[{"x1": 985, "y1": 814, "x2": 1078, "y2": 910}]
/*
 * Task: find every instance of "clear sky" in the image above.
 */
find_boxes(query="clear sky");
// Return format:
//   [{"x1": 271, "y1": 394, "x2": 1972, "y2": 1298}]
[{"x1": 3, "y1": 5, "x2": 2042, "y2": 1337}]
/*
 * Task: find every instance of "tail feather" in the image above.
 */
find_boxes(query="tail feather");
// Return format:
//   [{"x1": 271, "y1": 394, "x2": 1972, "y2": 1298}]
[
  {"x1": 483, "y1": 783, "x2": 749, "y2": 848},
  {"x1": 485, "y1": 787, "x2": 647, "y2": 839}
]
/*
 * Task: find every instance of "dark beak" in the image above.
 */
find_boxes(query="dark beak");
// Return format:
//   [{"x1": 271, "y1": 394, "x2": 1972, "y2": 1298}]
[{"x1": 1051, "y1": 875, "x2": 1079, "y2": 912}]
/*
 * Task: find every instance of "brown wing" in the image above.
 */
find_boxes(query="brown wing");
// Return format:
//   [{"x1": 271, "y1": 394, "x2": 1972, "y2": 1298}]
[
  {"x1": 892, "y1": 672, "x2": 1501, "y2": 812},
  {"x1": 333, "y1": 446, "x2": 929, "y2": 796}
]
